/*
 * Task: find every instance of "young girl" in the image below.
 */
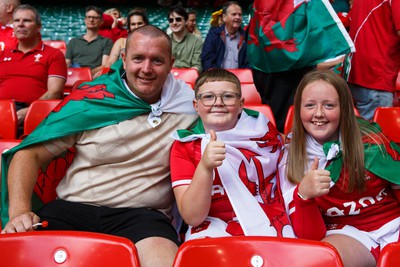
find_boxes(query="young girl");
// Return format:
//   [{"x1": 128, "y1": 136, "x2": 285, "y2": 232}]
[
  {"x1": 280, "y1": 69, "x2": 400, "y2": 266},
  {"x1": 170, "y1": 68, "x2": 294, "y2": 240}
]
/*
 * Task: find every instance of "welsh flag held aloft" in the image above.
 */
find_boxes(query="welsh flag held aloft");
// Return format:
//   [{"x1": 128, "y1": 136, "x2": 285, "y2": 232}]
[{"x1": 247, "y1": 0, "x2": 355, "y2": 73}]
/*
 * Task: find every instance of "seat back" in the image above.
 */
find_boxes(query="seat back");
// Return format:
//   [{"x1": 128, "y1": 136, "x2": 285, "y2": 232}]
[
  {"x1": 65, "y1": 67, "x2": 93, "y2": 94},
  {"x1": 0, "y1": 231, "x2": 140, "y2": 267},
  {"x1": 0, "y1": 100, "x2": 18, "y2": 139},
  {"x1": 23, "y1": 100, "x2": 62, "y2": 136},
  {"x1": 226, "y1": 68, "x2": 254, "y2": 84},
  {"x1": 241, "y1": 83, "x2": 262, "y2": 104},
  {"x1": 99, "y1": 67, "x2": 110, "y2": 76},
  {"x1": 373, "y1": 107, "x2": 400, "y2": 143},
  {"x1": 173, "y1": 236, "x2": 343, "y2": 267},
  {"x1": 0, "y1": 139, "x2": 21, "y2": 169},
  {"x1": 284, "y1": 105, "x2": 295, "y2": 135},
  {"x1": 43, "y1": 40, "x2": 67, "y2": 55},
  {"x1": 245, "y1": 104, "x2": 276, "y2": 127},
  {"x1": 377, "y1": 242, "x2": 400, "y2": 267},
  {"x1": 171, "y1": 68, "x2": 199, "y2": 89}
]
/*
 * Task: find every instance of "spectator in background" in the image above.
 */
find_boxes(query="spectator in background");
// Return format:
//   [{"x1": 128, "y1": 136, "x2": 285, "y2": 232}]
[
  {"x1": 1, "y1": 25, "x2": 198, "y2": 267},
  {"x1": 201, "y1": 1, "x2": 249, "y2": 72},
  {"x1": 186, "y1": 10, "x2": 201, "y2": 39},
  {"x1": 0, "y1": 0, "x2": 20, "y2": 51},
  {"x1": 106, "y1": 7, "x2": 149, "y2": 68},
  {"x1": 347, "y1": 0, "x2": 400, "y2": 120},
  {"x1": 168, "y1": 6, "x2": 203, "y2": 72},
  {"x1": 99, "y1": 7, "x2": 127, "y2": 43},
  {"x1": 0, "y1": 4, "x2": 66, "y2": 125},
  {"x1": 65, "y1": 6, "x2": 113, "y2": 77}
]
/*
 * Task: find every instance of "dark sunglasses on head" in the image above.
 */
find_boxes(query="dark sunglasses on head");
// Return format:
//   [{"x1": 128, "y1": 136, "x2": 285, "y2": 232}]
[{"x1": 168, "y1": 17, "x2": 183, "y2": 23}]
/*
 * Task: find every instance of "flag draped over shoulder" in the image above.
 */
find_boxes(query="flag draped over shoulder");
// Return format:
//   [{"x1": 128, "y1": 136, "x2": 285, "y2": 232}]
[
  {"x1": 247, "y1": 0, "x2": 355, "y2": 73},
  {"x1": 1, "y1": 59, "x2": 195, "y2": 226},
  {"x1": 172, "y1": 109, "x2": 295, "y2": 238},
  {"x1": 304, "y1": 119, "x2": 400, "y2": 186},
  {"x1": 324, "y1": 121, "x2": 400, "y2": 185}
]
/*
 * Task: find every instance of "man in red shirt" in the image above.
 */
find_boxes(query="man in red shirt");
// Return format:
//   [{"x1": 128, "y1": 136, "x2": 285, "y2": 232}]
[
  {"x1": 347, "y1": 0, "x2": 400, "y2": 120},
  {"x1": 0, "y1": 4, "x2": 67, "y2": 125},
  {"x1": 0, "y1": 0, "x2": 20, "y2": 51}
]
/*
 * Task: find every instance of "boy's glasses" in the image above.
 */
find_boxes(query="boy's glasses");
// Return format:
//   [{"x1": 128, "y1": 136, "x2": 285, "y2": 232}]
[
  {"x1": 196, "y1": 92, "x2": 241, "y2": 107},
  {"x1": 168, "y1": 17, "x2": 183, "y2": 23}
]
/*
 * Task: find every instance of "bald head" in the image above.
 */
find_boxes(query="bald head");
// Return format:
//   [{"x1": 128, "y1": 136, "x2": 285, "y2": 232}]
[{"x1": 126, "y1": 25, "x2": 172, "y2": 58}]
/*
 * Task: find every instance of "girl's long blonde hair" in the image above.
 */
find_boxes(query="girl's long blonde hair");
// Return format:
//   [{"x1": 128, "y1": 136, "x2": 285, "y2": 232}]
[{"x1": 287, "y1": 70, "x2": 367, "y2": 192}]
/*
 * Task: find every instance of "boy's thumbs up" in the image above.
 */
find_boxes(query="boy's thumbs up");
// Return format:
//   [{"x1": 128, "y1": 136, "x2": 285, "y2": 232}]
[{"x1": 209, "y1": 129, "x2": 217, "y2": 142}]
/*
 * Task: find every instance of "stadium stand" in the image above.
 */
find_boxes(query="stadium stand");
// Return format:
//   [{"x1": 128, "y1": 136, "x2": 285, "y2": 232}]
[{"x1": 37, "y1": 5, "x2": 250, "y2": 42}]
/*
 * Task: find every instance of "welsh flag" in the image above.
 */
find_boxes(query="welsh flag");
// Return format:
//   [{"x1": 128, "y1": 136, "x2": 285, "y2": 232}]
[
  {"x1": 324, "y1": 119, "x2": 400, "y2": 185},
  {"x1": 247, "y1": 0, "x2": 355, "y2": 73}
]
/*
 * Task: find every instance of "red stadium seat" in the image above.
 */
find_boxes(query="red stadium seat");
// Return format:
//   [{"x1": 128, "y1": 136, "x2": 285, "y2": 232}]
[
  {"x1": 23, "y1": 100, "x2": 62, "y2": 136},
  {"x1": 373, "y1": 107, "x2": 400, "y2": 144},
  {"x1": 0, "y1": 139, "x2": 21, "y2": 166},
  {"x1": 43, "y1": 40, "x2": 67, "y2": 55},
  {"x1": 0, "y1": 139, "x2": 21, "y2": 155},
  {"x1": 172, "y1": 236, "x2": 343, "y2": 267},
  {"x1": 0, "y1": 99, "x2": 18, "y2": 139},
  {"x1": 226, "y1": 68, "x2": 254, "y2": 84},
  {"x1": 377, "y1": 242, "x2": 400, "y2": 267},
  {"x1": 245, "y1": 104, "x2": 276, "y2": 127},
  {"x1": 0, "y1": 231, "x2": 140, "y2": 267},
  {"x1": 284, "y1": 105, "x2": 295, "y2": 135},
  {"x1": 99, "y1": 67, "x2": 111, "y2": 76},
  {"x1": 241, "y1": 83, "x2": 262, "y2": 104},
  {"x1": 171, "y1": 68, "x2": 199, "y2": 89},
  {"x1": 64, "y1": 67, "x2": 92, "y2": 95}
]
